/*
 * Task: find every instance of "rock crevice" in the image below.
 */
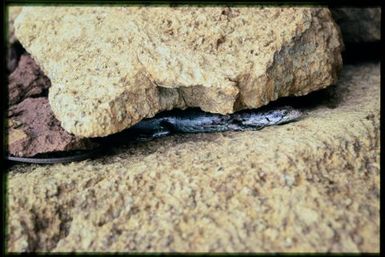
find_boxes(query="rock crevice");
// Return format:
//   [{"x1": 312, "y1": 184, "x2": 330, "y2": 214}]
[{"x1": 15, "y1": 7, "x2": 343, "y2": 137}]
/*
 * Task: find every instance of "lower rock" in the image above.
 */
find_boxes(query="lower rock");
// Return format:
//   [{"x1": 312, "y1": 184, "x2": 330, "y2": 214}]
[
  {"x1": 7, "y1": 97, "x2": 94, "y2": 157},
  {"x1": 6, "y1": 62, "x2": 380, "y2": 252}
]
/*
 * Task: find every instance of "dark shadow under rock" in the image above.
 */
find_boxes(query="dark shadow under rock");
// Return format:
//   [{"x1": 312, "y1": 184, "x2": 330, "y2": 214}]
[
  {"x1": 92, "y1": 81, "x2": 345, "y2": 156},
  {"x1": 341, "y1": 42, "x2": 382, "y2": 65},
  {"x1": 331, "y1": 7, "x2": 381, "y2": 44},
  {"x1": 7, "y1": 41, "x2": 26, "y2": 74}
]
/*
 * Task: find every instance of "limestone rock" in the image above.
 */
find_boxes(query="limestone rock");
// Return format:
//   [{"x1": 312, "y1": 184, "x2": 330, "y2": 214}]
[
  {"x1": 15, "y1": 7, "x2": 343, "y2": 137},
  {"x1": 331, "y1": 8, "x2": 381, "y2": 43},
  {"x1": 6, "y1": 63, "x2": 380, "y2": 252},
  {"x1": 7, "y1": 97, "x2": 95, "y2": 157},
  {"x1": 8, "y1": 54, "x2": 51, "y2": 106}
]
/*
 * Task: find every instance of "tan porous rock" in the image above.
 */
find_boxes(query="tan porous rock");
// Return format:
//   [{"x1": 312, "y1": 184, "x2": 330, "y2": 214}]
[{"x1": 15, "y1": 7, "x2": 343, "y2": 137}]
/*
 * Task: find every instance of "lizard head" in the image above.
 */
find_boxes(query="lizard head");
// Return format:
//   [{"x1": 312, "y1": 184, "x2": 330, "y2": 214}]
[{"x1": 269, "y1": 106, "x2": 304, "y2": 125}]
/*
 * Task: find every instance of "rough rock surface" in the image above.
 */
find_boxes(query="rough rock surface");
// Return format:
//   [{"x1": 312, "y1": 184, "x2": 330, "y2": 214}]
[
  {"x1": 6, "y1": 97, "x2": 94, "y2": 157},
  {"x1": 5, "y1": 51, "x2": 93, "y2": 157},
  {"x1": 331, "y1": 8, "x2": 381, "y2": 43},
  {"x1": 7, "y1": 6, "x2": 22, "y2": 44},
  {"x1": 8, "y1": 54, "x2": 51, "y2": 106},
  {"x1": 7, "y1": 6, "x2": 24, "y2": 73},
  {"x1": 15, "y1": 7, "x2": 343, "y2": 137},
  {"x1": 6, "y1": 63, "x2": 380, "y2": 252}
]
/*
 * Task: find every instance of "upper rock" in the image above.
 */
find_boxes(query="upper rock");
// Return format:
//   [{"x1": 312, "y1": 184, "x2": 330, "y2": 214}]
[{"x1": 15, "y1": 7, "x2": 343, "y2": 137}]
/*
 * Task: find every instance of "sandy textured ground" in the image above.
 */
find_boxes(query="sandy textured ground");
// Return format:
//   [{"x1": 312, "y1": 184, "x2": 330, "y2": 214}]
[{"x1": 6, "y1": 63, "x2": 380, "y2": 252}]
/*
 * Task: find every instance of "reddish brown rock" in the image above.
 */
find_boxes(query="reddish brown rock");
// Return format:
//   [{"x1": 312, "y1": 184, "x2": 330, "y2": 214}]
[
  {"x1": 8, "y1": 54, "x2": 51, "y2": 106},
  {"x1": 6, "y1": 51, "x2": 96, "y2": 157},
  {"x1": 7, "y1": 97, "x2": 94, "y2": 157}
]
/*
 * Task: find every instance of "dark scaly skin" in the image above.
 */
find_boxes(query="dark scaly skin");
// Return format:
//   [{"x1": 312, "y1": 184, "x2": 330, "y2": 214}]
[
  {"x1": 129, "y1": 106, "x2": 303, "y2": 139},
  {"x1": 6, "y1": 106, "x2": 303, "y2": 164}
]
